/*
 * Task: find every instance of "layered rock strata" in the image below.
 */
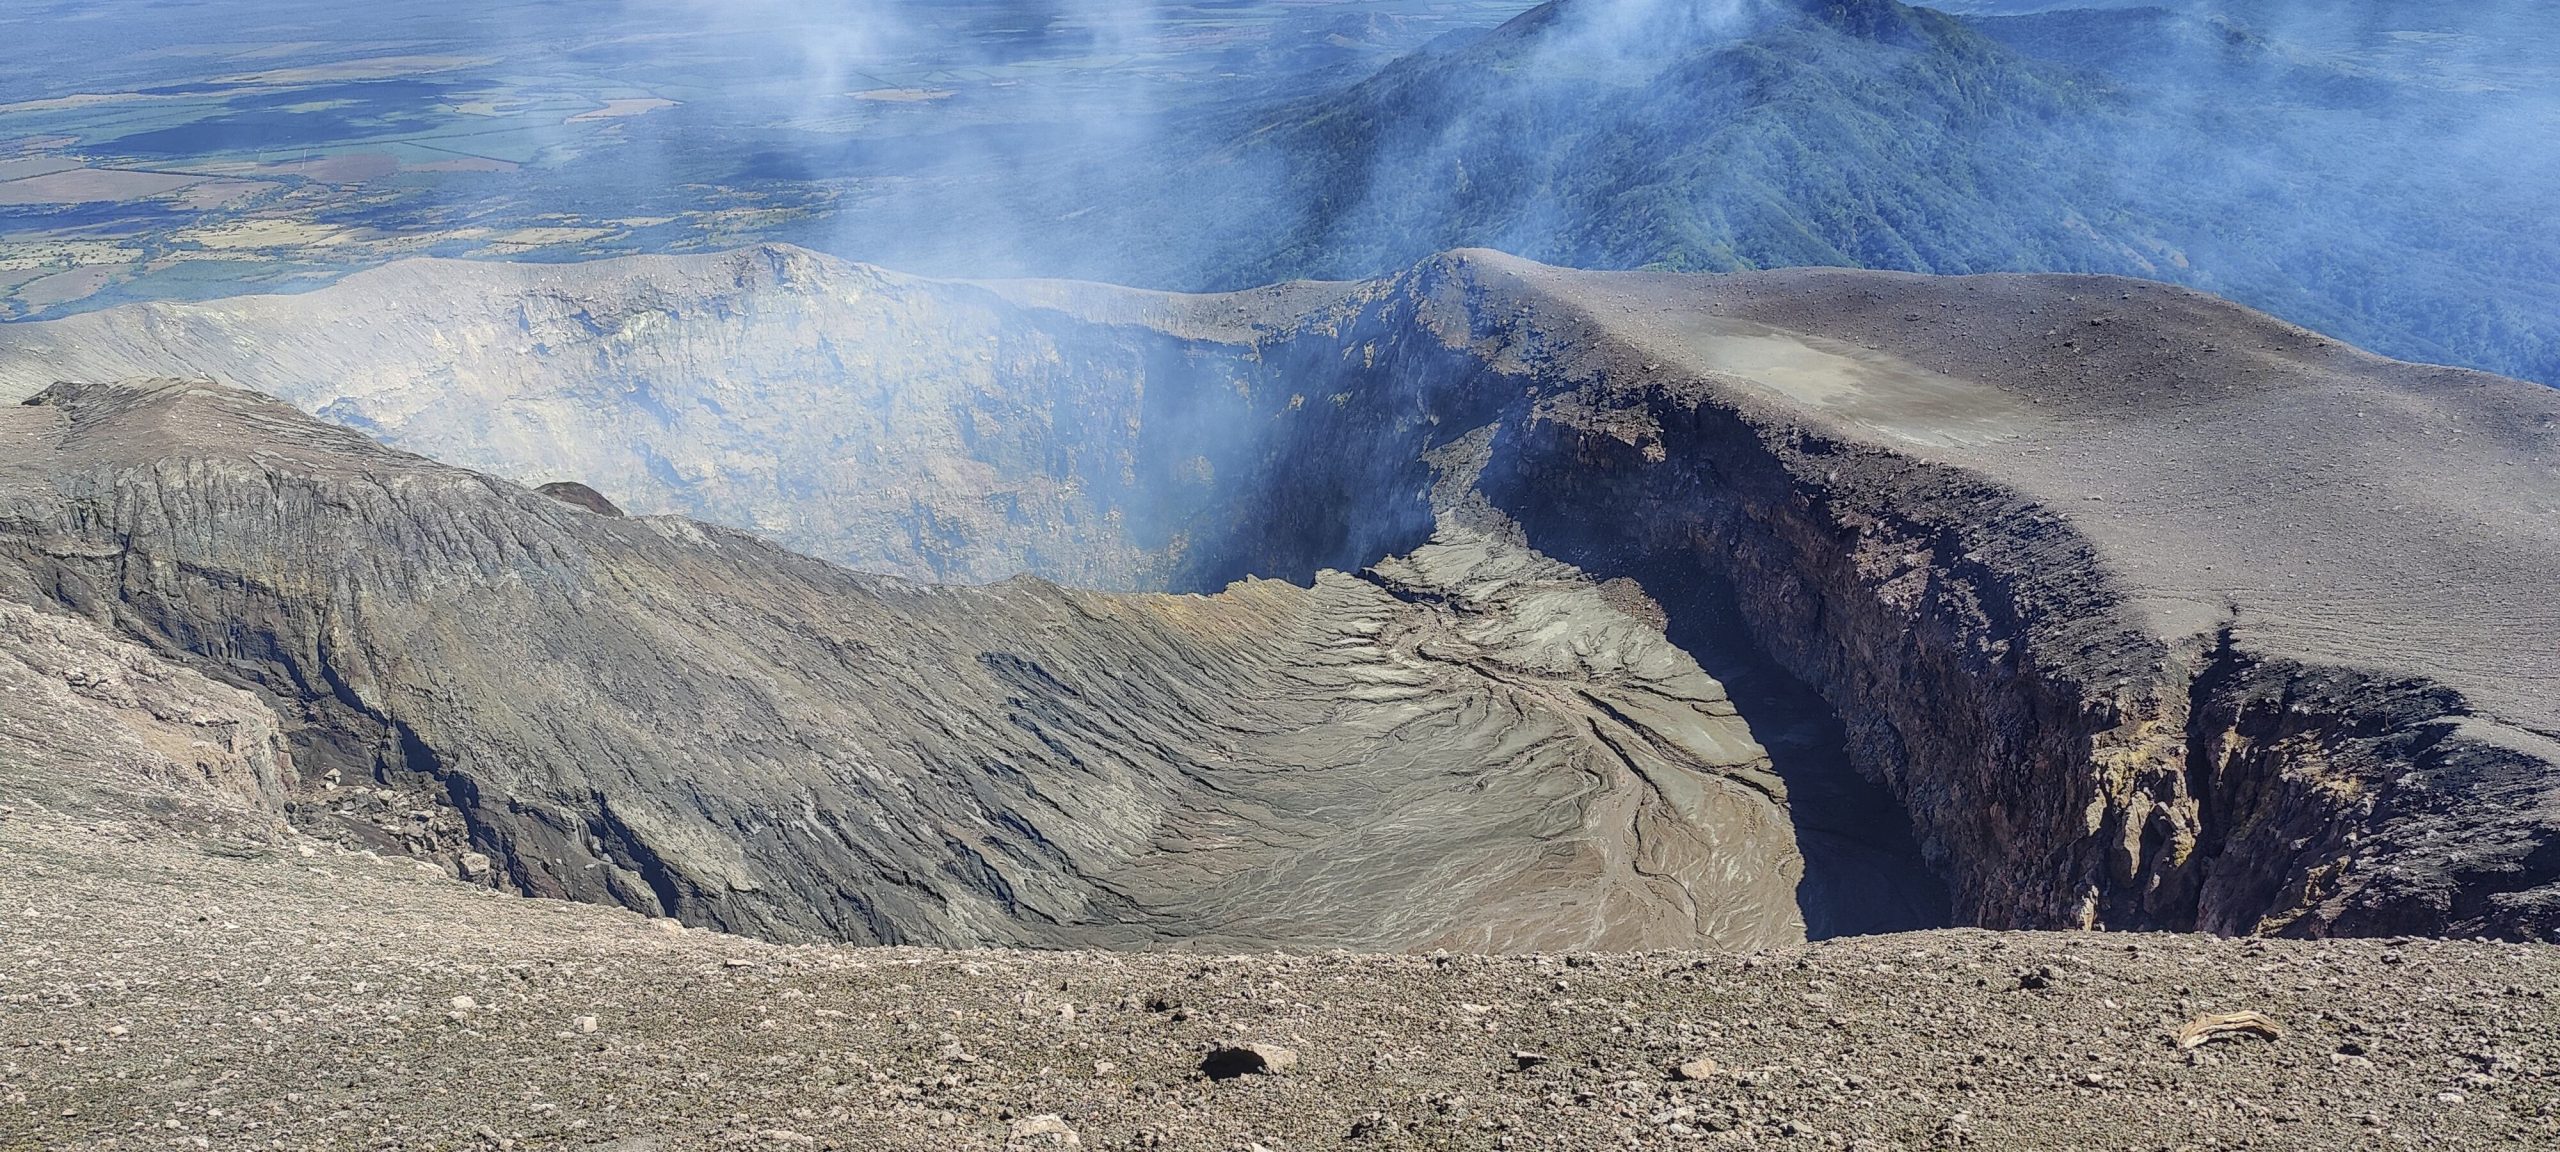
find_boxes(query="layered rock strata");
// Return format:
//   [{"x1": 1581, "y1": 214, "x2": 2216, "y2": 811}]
[
  {"x1": 0, "y1": 378, "x2": 1805, "y2": 950},
  {"x1": 6, "y1": 245, "x2": 2554, "y2": 939}
]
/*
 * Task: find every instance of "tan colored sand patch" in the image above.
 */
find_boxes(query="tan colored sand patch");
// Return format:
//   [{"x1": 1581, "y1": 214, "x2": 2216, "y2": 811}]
[
  {"x1": 170, "y1": 179, "x2": 276, "y2": 210},
  {"x1": 0, "y1": 156, "x2": 80, "y2": 182},
  {"x1": 853, "y1": 88, "x2": 958, "y2": 103},
  {"x1": 1578, "y1": 295, "x2": 2039, "y2": 450},
  {"x1": 566, "y1": 98, "x2": 679, "y2": 124},
  {"x1": 221, "y1": 40, "x2": 330, "y2": 62},
  {"x1": 0, "y1": 167, "x2": 204, "y2": 206},
  {"x1": 260, "y1": 152, "x2": 400, "y2": 183},
  {"x1": 179, "y1": 218, "x2": 359, "y2": 251},
  {"x1": 0, "y1": 91, "x2": 147, "y2": 115},
  {"x1": 0, "y1": 238, "x2": 145, "y2": 272},
  {"x1": 482, "y1": 227, "x2": 619, "y2": 252},
  {"x1": 13, "y1": 266, "x2": 119, "y2": 310},
  {"x1": 408, "y1": 156, "x2": 519, "y2": 174},
  {"x1": 217, "y1": 54, "x2": 486, "y2": 85}
]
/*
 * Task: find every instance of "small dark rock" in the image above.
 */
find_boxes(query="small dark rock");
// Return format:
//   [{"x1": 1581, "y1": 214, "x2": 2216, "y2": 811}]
[
  {"x1": 1347, "y1": 1111, "x2": 1399, "y2": 1139},
  {"x1": 1202, "y1": 1043, "x2": 1296, "y2": 1080},
  {"x1": 536, "y1": 481, "x2": 624, "y2": 517}
]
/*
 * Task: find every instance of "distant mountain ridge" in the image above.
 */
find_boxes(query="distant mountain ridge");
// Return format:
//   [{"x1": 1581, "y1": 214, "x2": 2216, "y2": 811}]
[
  {"x1": 5, "y1": 0, "x2": 2546, "y2": 387},
  {"x1": 1032, "y1": 0, "x2": 2559, "y2": 387}
]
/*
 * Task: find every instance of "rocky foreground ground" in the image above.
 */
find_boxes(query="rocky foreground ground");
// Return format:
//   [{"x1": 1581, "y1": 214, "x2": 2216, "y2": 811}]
[{"x1": 4, "y1": 804, "x2": 2555, "y2": 1152}]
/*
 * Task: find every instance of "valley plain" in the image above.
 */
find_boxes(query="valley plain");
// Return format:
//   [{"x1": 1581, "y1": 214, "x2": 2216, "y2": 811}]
[{"x1": 0, "y1": 0, "x2": 1533, "y2": 320}]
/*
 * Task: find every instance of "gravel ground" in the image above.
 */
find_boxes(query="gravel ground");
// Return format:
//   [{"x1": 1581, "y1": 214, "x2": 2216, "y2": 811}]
[{"x1": 5, "y1": 806, "x2": 2556, "y2": 1151}]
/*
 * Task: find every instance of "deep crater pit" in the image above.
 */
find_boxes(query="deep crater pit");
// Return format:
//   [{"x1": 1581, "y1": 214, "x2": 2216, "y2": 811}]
[
  {"x1": 0, "y1": 253, "x2": 1961, "y2": 949},
  {"x1": 30, "y1": 247, "x2": 2546, "y2": 948}
]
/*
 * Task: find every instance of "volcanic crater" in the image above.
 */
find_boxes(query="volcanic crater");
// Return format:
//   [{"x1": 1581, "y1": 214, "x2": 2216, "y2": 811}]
[{"x1": 3, "y1": 244, "x2": 2556, "y2": 953}]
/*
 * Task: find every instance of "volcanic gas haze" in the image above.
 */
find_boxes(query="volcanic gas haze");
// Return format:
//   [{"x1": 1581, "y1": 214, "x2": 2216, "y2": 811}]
[
  {"x1": 5, "y1": 245, "x2": 2558, "y2": 948},
  {"x1": 0, "y1": 373, "x2": 1816, "y2": 951}
]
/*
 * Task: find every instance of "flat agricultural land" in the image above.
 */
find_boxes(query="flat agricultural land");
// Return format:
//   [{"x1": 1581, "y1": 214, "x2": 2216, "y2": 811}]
[{"x1": 0, "y1": 0, "x2": 1537, "y2": 320}]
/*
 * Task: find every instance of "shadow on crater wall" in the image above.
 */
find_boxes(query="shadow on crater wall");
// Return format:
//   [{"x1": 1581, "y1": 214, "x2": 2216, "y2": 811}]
[{"x1": 1475, "y1": 415, "x2": 1953, "y2": 939}]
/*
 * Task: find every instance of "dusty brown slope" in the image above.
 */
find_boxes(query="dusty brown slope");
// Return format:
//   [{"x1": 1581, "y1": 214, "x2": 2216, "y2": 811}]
[
  {"x1": 1501, "y1": 258, "x2": 2560, "y2": 747},
  {"x1": 1, "y1": 245, "x2": 2554, "y2": 941},
  {"x1": 3, "y1": 569, "x2": 2554, "y2": 1150},
  {"x1": 5, "y1": 798, "x2": 2558, "y2": 1151}
]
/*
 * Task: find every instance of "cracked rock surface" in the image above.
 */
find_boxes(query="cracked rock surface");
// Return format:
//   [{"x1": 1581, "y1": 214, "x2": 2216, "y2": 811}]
[{"x1": 0, "y1": 378, "x2": 1807, "y2": 952}]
